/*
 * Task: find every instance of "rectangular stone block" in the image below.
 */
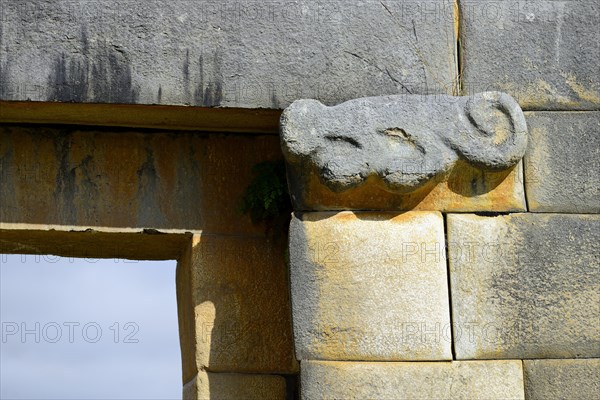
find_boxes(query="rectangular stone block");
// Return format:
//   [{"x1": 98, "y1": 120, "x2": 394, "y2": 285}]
[
  {"x1": 289, "y1": 211, "x2": 452, "y2": 361},
  {"x1": 183, "y1": 372, "x2": 286, "y2": 400},
  {"x1": 0, "y1": 0, "x2": 457, "y2": 108},
  {"x1": 524, "y1": 111, "x2": 599, "y2": 213},
  {"x1": 448, "y1": 213, "x2": 600, "y2": 359},
  {"x1": 460, "y1": 1, "x2": 600, "y2": 110},
  {"x1": 524, "y1": 359, "x2": 600, "y2": 400},
  {"x1": 301, "y1": 360, "x2": 525, "y2": 399},
  {"x1": 184, "y1": 234, "x2": 297, "y2": 374}
]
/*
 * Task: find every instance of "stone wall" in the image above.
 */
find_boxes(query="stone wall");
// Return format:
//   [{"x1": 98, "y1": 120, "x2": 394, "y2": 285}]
[{"x1": 1, "y1": 0, "x2": 598, "y2": 399}]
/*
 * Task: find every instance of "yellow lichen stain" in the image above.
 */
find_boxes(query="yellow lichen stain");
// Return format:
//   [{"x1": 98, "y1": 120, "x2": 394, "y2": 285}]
[
  {"x1": 561, "y1": 71, "x2": 600, "y2": 104},
  {"x1": 498, "y1": 77, "x2": 598, "y2": 109},
  {"x1": 302, "y1": 161, "x2": 525, "y2": 212}
]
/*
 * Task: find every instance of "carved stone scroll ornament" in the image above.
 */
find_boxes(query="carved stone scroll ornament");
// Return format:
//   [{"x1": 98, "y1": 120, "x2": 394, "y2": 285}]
[{"x1": 280, "y1": 92, "x2": 528, "y2": 210}]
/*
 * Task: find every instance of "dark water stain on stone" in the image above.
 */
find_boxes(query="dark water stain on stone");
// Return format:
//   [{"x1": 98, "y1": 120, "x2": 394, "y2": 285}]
[
  {"x1": 53, "y1": 132, "x2": 77, "y2": 225},
  {"x1": 157, "y1": 85, "x2": 162, "y2": 103},
  {"x1": 136, "y1": 137, "x2": 165, "y2": 227},
  {"x1": 70, "y1": 58, "x2": 88, "y2": 103},
  {"x1": 183, "y1": 49, "x2": 191, "y2": 103},
  {"x1": 106, "y1": 50, "x2": 138, "y2": 103},
  {"x1": 48, "y1": 31, "x2": 138, "y2": 103},
  {"x1": 271, "y1": 92, "x2": 281, "y2": 109},
  {"x1": 0, "y1": 131, "x2": 17, "y2": 219},
  {"x1": 48, "y1": 51, "x2": 89, "y2": 103},
  {"x1": 193, "y1": 54, "x2": 204, "y2": 106},
  {"x1": 0, "y1": 23, "x2": 11, "y2": 100},
  {"x1": 73, "y1": 153, "x2": 99, "y2": 222},
  {"x1": 183, "y1": 49, "x2": 190, "y2": 83},
  {"x1": 171, "y1": 135, "x2": 204, "y2": 229},
  {"x1": 81, "y1": 27, "x2": 89, "y2": 56},
  {"x1": 0, "y1": 59, "x2": 10, "y2": 100},
  {"x1": 194, "y1": 51, "x2": 223, "y2": 107}
]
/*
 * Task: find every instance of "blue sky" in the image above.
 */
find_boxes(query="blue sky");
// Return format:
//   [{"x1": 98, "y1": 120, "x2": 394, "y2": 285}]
[{"x1": 0, "y1": 255, "x2": 181, "y2": 399}]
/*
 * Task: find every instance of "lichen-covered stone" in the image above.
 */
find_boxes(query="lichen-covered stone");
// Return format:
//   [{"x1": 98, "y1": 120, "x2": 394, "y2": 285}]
[
  {"x1": 301, "y1": 360, "x2": 525, "y2": 399},
  {"x1": 183, "y1": 372, "x2": 286, "y2": 400},
  {"x1": 448, "y1": 213, "x2": 600, "y2": 360},
  {"x1": 460, "y1": 0, "x2": 600, "y2": 110},
  {"x1": 524, "y1": 111, "x2": 600, "y2": 213},
  {"x1": 281, "y1": 92, "x2": 527, "y2": 211},
  {"x1": 289, "y1": 211, "x2": 452, "y2": 361},
  {"x1": 0, "y1": 0, "x2": 457, "y2": 108},
  {"x1": 524, "y1": 359, "x2": 600, "y2": 400}
]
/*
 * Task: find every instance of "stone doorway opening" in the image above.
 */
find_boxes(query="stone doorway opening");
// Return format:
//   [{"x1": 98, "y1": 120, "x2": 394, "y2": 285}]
[{"x1": 0, "y1": 253, "x2": 180, "y2": 399}]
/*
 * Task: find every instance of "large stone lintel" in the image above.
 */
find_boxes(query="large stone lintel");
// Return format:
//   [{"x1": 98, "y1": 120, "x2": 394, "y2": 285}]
[
  {"x1": 0, "y1": 0, "x2": 457, "y2": 108},
  {"x1": 0, "y1": 125, "x2": 282, "y2": 233}
]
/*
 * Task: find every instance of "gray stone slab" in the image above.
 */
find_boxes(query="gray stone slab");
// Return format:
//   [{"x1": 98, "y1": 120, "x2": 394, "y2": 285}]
[
  {"x1": 525, "y1": 111, "x2": 600, "y2": 213},
  {"x1": 524, "y1": 359, "x2": 600, "y2": 400},
  {"x1": 460, "y1": 1, "x2": 600, "y2": 110},
  {"x1": 448, "y1": 213, "x2": 600, "y2": 360},
  {"x1": 0, "y1": 0, "x2": 457, "y2": 108},
  {"x1": 289, "y1": 211, "x2": 452, "y2": 361},
  {"x1": 301, "y1": 360, "x2": 525, "y2": 400}
]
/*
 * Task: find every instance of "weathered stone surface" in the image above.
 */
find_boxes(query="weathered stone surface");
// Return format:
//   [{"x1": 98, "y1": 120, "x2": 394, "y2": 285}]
[
  {"x1": 281, "y1": 92, "x2": 527, "y2": 211},
  {"x1": 524, "y1": 359, "x2": 600, "y2": 400},
  {"x1": 301, "y1": 360, "x2": 525, "y2": 399},
  {"x1": 460, "y1": 1, "x2": 600, "y2": 110},
  {"x1": 289, "y1": 211, "x2": 452, "y2": 361},
  {"x1": 188, "y1": 234, "x2": 297, "y2": 374},
  {"x1": 448, "y1": 213, "x2": 600, "y2": 360},
  {"x1": 0, "y1": 125, "x2": 282, "y2": 234},
  {"x1": 0, "y1": 0, "x2": 457, "y2": 108},
  {"x1": 183, "y1": 372, "x2": 286, "y2": 400},
  {"x1": 524, "y1": 111, "x2": 600, "y2": 213}
]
